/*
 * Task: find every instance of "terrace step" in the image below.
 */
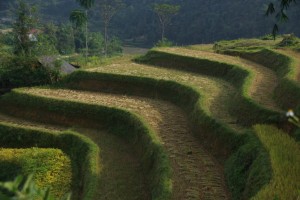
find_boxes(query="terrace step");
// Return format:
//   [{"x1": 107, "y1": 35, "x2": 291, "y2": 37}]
[
  {"x1": 88, "y1": 60, "x2": 243, "y2": 132},
  {"x1": 165, "y1": 47, "x2": 280, "y2": 112},
  {"x1": 20, "y1": 88, "x2": 230, "y2": 200},
  {"x1": 274, "y1": 49, "x2": 300, "y2": 82},
  {"x1": 0, "y1": 113, "x2": 150, "y2": 200}
]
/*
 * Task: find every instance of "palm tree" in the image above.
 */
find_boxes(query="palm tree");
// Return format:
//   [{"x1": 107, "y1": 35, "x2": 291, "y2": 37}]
[{"x1": 73, "y1": 0, "x2": 95, "y2": 58}]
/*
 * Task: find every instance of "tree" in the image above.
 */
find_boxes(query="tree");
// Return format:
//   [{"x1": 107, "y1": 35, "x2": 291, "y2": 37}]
[
  {"x1": 56, "y1": 23, "x2": 76, "y2": 55},
  {"x1": 153, "y1": 3, "x2": 180, "y2": 41},
  {"x1": 266, "y1": 0, "x2": 298, "y2": 38},
  {"x1": 72, "y1": 0, "x2": 95, "y2": 58},
  {"x1": 12, "y1": 0, "x2": 38, "y2": 56},
  {"x1": 88, "y1": 32, "x2": 104, "y2": 56},
  {"x1": 97, "y1": 0, "x2": 124, "y2": 57}
]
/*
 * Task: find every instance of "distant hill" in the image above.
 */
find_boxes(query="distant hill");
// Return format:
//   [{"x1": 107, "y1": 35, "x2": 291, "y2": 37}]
[{"x1": 1, "y1": 0, "x2": 300, "y2": 45}]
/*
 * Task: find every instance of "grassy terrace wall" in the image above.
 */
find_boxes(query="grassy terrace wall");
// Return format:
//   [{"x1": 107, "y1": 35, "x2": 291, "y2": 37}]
[
  {"x1": 252, "y1": 125, "x2": 300, "y2": 200},
  {"x1": 221, "y1": 48, "x2": 300, "y2": 111},
  {"x1": 0, "y1": 122, "x2": 99, "y2": 200},
  {"x1": 60, "y1": 71, "x2": 273, "y2": 200},
  {"x1": 0, "y1": 148, "x2": 72, "y2": 198},
  {"x1": 0, "y1": 91, "x2": 171, "y2": 200},
  {"x1": 136, "y1": 50, "x2": 279, "y2": 126}
]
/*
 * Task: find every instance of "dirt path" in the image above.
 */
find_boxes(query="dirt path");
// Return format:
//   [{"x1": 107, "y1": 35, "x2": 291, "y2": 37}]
[
  {"x1": 21, "y1": 88, "x2": 230, "y2": 200},
  {"x1": 0, "y1": 113, "x2": 150, "y2": 200},
  {"x1": 159, "y1": 47, "x2": 280, "y2": 111},
  {"x1": 275, "y1": 49, "x2": 300, "y2": 82},
  {"x1": 89, "y1": 61, "x2": 242, "y2": 132}
]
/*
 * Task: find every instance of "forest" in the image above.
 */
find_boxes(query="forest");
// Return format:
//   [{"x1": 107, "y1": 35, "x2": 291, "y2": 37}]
[{"x1": 1, "y1": 0, "x2": 300, "y2": 46}]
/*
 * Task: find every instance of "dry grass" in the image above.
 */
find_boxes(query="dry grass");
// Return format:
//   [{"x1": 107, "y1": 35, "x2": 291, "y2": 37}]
[
  {"x1": 88, "y1": 57, "x2": 242, "y2": 131},
  {"x1": 0, "y1": 113, "x2": 150, "y2": 200},
  {"x1": 252, "y1": 125, "x2": 300, "y2": 200},
  {"x1": 155, "y1": 47, "x2": 280, "y2": 112},
  {"x1": 19, "y1": 87, "x2": 230, "y2": 200}
]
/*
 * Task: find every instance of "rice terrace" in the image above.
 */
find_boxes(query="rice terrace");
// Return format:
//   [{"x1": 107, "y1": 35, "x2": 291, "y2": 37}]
[{"x1": 0, "y1": 0, "x2": 300, "y2": 200}]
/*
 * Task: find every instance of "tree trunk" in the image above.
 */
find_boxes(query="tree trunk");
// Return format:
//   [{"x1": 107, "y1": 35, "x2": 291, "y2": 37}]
[
  {"x1": 162, "y1": 22, "x2": 165, "y2": 40},
  {"x1": 85, "y1": 9, "x2": 88, "y2": 60},
  {"x1": 104, "y1": 23, "x2": 108, "y2": 57}
]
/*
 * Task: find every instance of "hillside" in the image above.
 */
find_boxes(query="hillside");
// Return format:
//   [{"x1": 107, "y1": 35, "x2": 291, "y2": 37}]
[
  {"x1": 1, "y1": 0, "x2": 300, "y2": 45},
  {"x1": 0, "y1": 36, "x2": 300, "y2": 199}
]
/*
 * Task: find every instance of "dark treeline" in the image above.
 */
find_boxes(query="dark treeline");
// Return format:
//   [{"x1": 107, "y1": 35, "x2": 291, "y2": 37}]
[{"x1": 1, "y1": 0, "x2": 300, "y2": 46}]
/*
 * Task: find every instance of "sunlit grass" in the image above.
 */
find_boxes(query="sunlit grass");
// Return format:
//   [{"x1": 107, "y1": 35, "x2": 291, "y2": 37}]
[
  {"x1": 0, "y1": 148, "x2": 72, "y2": 198},
  {"x1": 252, "y1": 125, "x2": 300, "y2": 200}
]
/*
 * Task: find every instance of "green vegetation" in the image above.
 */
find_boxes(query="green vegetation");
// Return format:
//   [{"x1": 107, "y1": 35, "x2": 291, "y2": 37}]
[
  {"x1": 0, "y1": 89, "x2": 172, "y2": 200},
  {"x1": 153, "y1": 3, "x2": 180, "y2": 41},
  {"x1": 0, "y1": 122, "x2": 99, "y2": 200},
  {"x1": 0, "y1": 175, "x2": 71, "y2": 200},
  {"x1": 252, "y1": 125, "x2": 300, "y2": 200},
  {"x1": 225, "y1": 131, "x2": 272, "y2": 200},
  {"x1": 0, "y1": 55, "x2": 61, "y2": 88},
  {"x1": 216, "y1": 39, "x2": 300, "y2": 111},
  {"x1": 136, "y1": 49, "x2": 279, "y2": 126},
  {"x1": 59, "y1": 71, "x2": 274, "y2": 199},
  {"x1": 266, "y1": 0, "x2": 298, "y2": 38},
  {"x1": 0, "y1": 0, "x2": 300, "y2": 199},
  {"x1": 0, "y1": 148, "x2": 72, "y2": 198}
]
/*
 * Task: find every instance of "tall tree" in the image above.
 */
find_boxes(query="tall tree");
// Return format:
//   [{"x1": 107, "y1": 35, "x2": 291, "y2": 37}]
[
  {"x1": 73, "y1": 0, "x2": 95, "y2": 58},
  {"x1": 13, "y1": 0, "x2": 38, "y2": 56},
  {"x1": 266, "y1": 0, "x2": 298, "y2": 38},
  {"x1": 97, "y1": 0, "x2": 124, "y2": 57},
  {"x1": 153, "y1": 3, "x2": 180, "y2": 41}
]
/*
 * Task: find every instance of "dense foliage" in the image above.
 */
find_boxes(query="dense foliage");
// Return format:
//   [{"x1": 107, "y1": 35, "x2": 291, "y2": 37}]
[{"x1": 1, "y1": 0, "x2": 299, "y2": 45}]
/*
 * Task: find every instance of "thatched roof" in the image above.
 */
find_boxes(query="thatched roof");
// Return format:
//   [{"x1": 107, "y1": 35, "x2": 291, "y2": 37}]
[{"x1": 38, "y1": 56, "x2": 77, "y2": 74}]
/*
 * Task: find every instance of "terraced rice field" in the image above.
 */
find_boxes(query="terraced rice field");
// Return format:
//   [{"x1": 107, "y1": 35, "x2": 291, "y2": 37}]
[
  {"x1": 275, "y1": 49, "x2": 300, "y2": 82},
  {"x1": 88, "y1": 61, "x2": 241, "y2": 131},
  {"x1": 0, "y1": 45, "x2": 299, "y2": 200},
  {"x1": 0, "y1": 113, "x2": 150, "y2": 200}
]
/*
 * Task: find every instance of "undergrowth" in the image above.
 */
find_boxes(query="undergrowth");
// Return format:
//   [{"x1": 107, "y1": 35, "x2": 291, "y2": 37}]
[
  {"x1": 0, "y1": 122, "x2": 99, "y2": 200},
  {"x1": 0, "y1": 148, "x2": 72, "y2": 198}
]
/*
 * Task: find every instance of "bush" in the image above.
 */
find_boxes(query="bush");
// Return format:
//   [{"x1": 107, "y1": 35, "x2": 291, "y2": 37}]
[
  {"x1": 260, "y1": 34, "x2": 274, "y2": 40},
  {"x1": 0, "y1": 55, "x2": 62, "y2": 88},
  {"x1": 0, "y1": 148, "x2": 72, "y2": 198},
  {"x1": 155, "y1": 38, "x2": 174, "y2": 47},
  {"x1": 277, "y1": 34, "x2": 299, "y2": 47},
  {"x1": 107, "y1": 36, "x2": 123, "y2": 56},
  {"x1": 0, "y1": 122, "x2": 99, "y2": 200},
  {"x1": 0, "y1": 175, "x2": 71, "y2": 200},
  {"x1": 33, "y1": 34, "x2": 59, "y2": 56}
]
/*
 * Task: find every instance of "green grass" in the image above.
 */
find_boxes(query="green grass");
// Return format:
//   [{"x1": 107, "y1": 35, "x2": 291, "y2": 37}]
[
  {"x1": 212, "y1": 37, "x2": 281, "y2": 52},
  {"x1": 2, "y1": 37, "x2": 299, "y2": 200},
  {"x1": 59, "y1": 71, "x2": 277, "y2": 199},
  {"x1": 0, "y1": 148, "x2": 72, "y2": 198},
  {"x1": 252, "y1": 125, "x2": 300, "y2": 200},
  {"x1": 225, "y1": 131, "x2": 272, "y2": 200},
  {"x1": 65, "y1": 54, "x2": 133, "y2": 69},
  {"x1": 0, "y1": 122, "x2": 99, "y2": 200},
  {"x1": 136, "y1": 49, "x2": 279, "y2": 126},
  {"x1": 0, "y1": 89, "x2": 172, "y2": 200},
  {"x1": 219, "y1": 48, "x2": 300, "y2": 112}
]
